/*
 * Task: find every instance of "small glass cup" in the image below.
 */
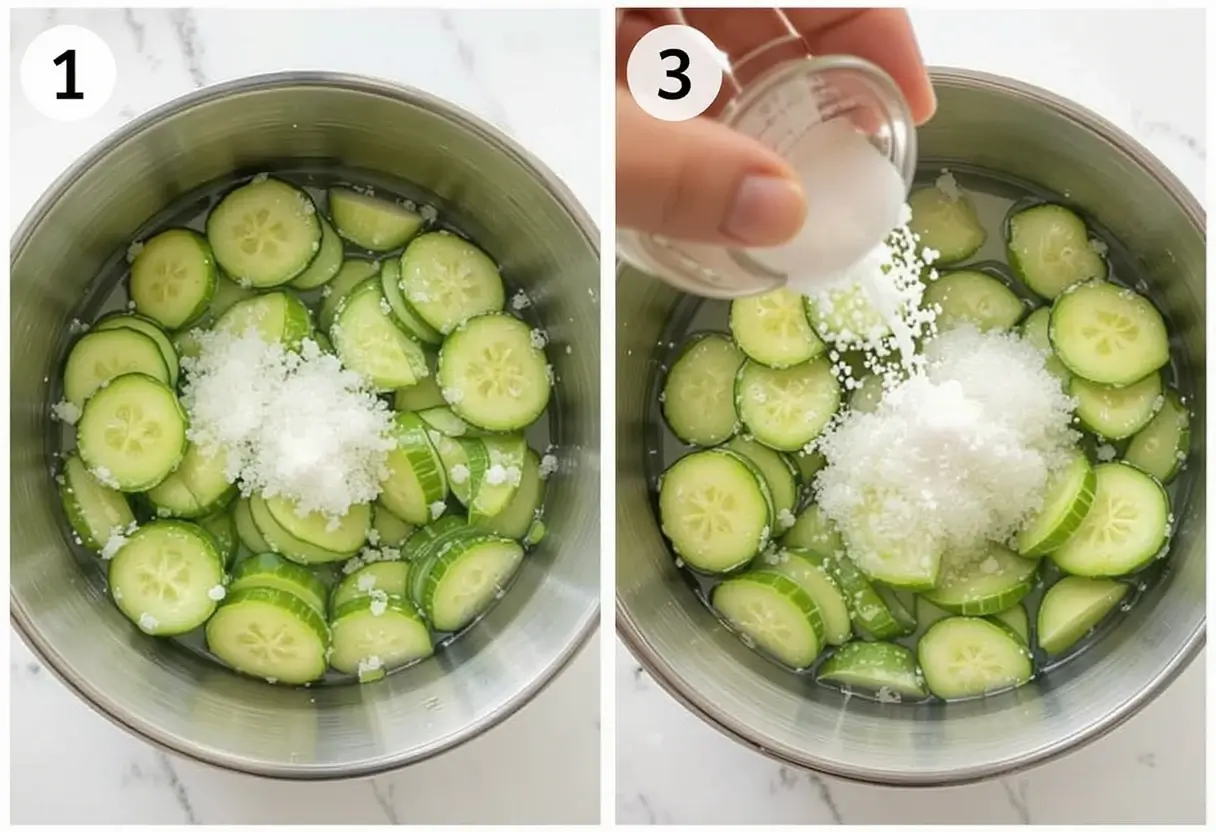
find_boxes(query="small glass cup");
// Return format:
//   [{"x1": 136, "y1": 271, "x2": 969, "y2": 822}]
[{"x1": 617, "y1": 21, "x2": 918, "y2": 299}]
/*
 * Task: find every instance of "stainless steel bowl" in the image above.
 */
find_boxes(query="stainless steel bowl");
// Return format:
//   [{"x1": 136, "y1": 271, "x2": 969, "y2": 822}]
[
  {"x1": 11, "y1": 72, "x2": 600, "y2": 779},
  {"x1": 616, "y1": 67, "x2": 1205, "y2": 786}
]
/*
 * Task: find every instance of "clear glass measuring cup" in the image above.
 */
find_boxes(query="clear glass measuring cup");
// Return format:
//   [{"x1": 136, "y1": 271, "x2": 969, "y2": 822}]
[{"x1": 617, "y1": 10, "x2": 918, "y2": 299}]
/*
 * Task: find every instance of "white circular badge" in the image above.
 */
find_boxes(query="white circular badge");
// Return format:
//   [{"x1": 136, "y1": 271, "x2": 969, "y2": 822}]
[
  {"x1": 20, "y1": 25, "x2": 117, "y2": 123},
  {"x1": 626, "y1": 24, "x2": 724, "y2": 122}
]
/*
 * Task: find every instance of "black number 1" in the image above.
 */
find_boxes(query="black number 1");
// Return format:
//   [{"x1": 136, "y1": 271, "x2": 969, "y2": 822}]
[
  {"x1": 54, "y1": 49, "x2": 84, "y2": 100},
  {"x1": 658, "y1": 48, "x2": 691, "y2": 101}
]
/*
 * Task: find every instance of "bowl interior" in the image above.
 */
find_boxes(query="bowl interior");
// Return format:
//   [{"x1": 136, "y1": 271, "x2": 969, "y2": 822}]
[
  {"x1": 11, "y1": 74, "x2": 600, "y2": 778},
  {"x1": 615, "y1": 68, "x2": 1205, "y2": 785}
]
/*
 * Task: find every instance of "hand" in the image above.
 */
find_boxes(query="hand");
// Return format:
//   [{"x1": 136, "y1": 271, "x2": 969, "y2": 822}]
[{"x1": 617, "y1": 8, "x2": 935, "y2": 247}]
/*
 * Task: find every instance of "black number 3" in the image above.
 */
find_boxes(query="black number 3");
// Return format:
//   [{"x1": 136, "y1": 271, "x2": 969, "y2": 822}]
[
  {"x1": 657, "y1": 48, "x2": 691, "y2": 101},
  {"x1": 54, "y1": 49, "x2": 84, "y2": 100}
]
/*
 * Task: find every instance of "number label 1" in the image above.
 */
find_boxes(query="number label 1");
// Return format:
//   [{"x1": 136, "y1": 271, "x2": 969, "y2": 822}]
[{"x1": 54, "y1": 49, "x2": 85, "y2": 100}]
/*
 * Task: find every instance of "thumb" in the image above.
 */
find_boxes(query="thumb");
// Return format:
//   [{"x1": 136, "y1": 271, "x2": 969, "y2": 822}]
[{"x1": 616, "y1": 88, "x2": 806, "y2": 247}]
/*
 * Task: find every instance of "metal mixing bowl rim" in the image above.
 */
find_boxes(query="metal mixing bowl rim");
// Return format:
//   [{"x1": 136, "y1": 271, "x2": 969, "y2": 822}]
[
  {"x1": 615, "y1": 65, "x2": 1206, "y2": 787},
  {"x1": 11, "y1": 70, "x2": 601, "y2": 781}
]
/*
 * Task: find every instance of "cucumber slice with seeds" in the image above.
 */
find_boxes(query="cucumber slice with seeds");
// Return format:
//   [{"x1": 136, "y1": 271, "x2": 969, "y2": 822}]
[
  {"x1": 330, "y1": 595, "x2": 433, "y2": 680},
  {"x1": 839, "y1": 492, "x2": 942, "y2": 591},
  {"x1": 658, "y1": 448, "x2": 773, "y2": 573},
  {"x1": 924, "y1": 270, "x2": 1025, "y2": 332},
  {"x1": 712, "y1": 570, "x2": 824, "y2": 670},
  {"x1": 206, "y1": 177, "x2": 322, "y2": 288},
  {"x1": 380, "y1": 257, "x2": 443, "y2": 345},
  {"x1": 145, "y1": 442, "x2": 237, "y2": 519},
  {"x1": 908, "y1": 182, "x2": 986, "y2": 265},
  {"x1": 921, "y1": 543, "x2": 1038, "y2": 616},
  {"x1": 265, "y1": 496, "x2": 370, "y2": 555},
  {"x1": 230, "y1": 552, "x2": 329, "y2": 615},
  {"x1": 108, "y1": 520, "x2": 225, "y2": 636},
  {"x1": 917, "y1": 616, "x2": 1033, "y2": 699},
  {"x1": 379, "y1": 412, "x2": 449, "y2": 525},
  {"x1": 422, "y1": 534, "x2": 524, "y2": 632},
  {"x1": 76, "y1": 373, "x2": 187, "y2": 492},
  {"x1": 214, "y1": 291, "x2": 313, "y2": 349},
  {"x1": 1007, "y1": 204, "x2": 1107, "y2": 299},
  {"x1": 1016, "y1": 449, "x2": 1096, "y2": 557},
  {"x1": 289, "y1": 214, "x2": 345, "y2": 290},
  {"x1": 725, "y1": 435, "x2": 799, "y2": 529},
  {"x1": 1050, "y1": 462, "x2": 1169, "y2": 577},
  {"x1": 1071, "y1": 372, "x2": 1163, "y2": 440},
  {"x1": 63, "y1": 328, "x2": 171, "y2": 409},
  {"x1": 729, "y1": 287, "x2": 826, "y2": 368},
  {"x1": 59, "y1": 453, "x2": 136, "y2": 553},
  {"x1": 205, "y1": 586, "x2": 330, "y2": 685},
  {"x1": 1124, "y1": 389, "x2": 1190, "y2": 484},
  {"x1": 661, "y1": 333, "x2": 745, "y2": 446},
  {"x1": 319, "y1": 259, "x2": 379, "y2": 333},
  {"x1": 805, "y1": 282, "x2": 892, "y2": 347},
  {"x1": 330, "y1": 560, "x2": 411, "y2": 612},
  {"x1": 329, "y1": 188, "x2": 425, "y2": 252},
  {"x1": 437, "y1": 313, "x2": 551, "y2": 432},
  {"x1": 331, "y1": 277, "x2": 430, "y2": 391},
  {"x1": 734, "y1": 357, "x2": 840, "y2": 452},
  {"x1": 398, "y1": 232, "x2": 505, "y2": 334},
  {"x1": 1049, "y1": 281, "x2": 1169, "y2": 386},
  {"x1": 818, "y1": 640, "x2": 929, "y2": 699},
  {"x1": 765, "y1": 547, "x2": 851, "y2": 645},
  {"x1": 129, "y1": 228, "x2": 218, "y2": 328},
  {"x1": 93, "y1": 313, "x2": 180, "y2": 389},
  {"x1": 1037, "y1": 576, "x2": 1129, "y2": 655},
  {"x1": 248, "y1": 494, "x2": 360, "y2": 565}
]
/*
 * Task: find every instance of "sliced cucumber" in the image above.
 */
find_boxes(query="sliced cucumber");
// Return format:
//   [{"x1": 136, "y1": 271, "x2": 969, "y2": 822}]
[
  {"x1": 658, "y1": 448, "x2": 773, "y2": 573},
  {"x1": 265, "y1": 496, "x2": 369, "y2": 555},
  {"x1": 729, "y1": 287, "x2": 825, "y2": 368},
  {"x1": 848, "y1": 373, "x2": 887, "y2": 414},
  {"x1": 371, "y1": 503, "x2": 413, "y2": 548},
  {"x1": 59, "y1": 453, "x2": 136, "y2": 553},
  {"x1": 380, "y1": 256, "x2": 443, "y2": 345},
  {"x1": 379, "y1": 412, "x2": 449, "y2": 525},
  {"x1": 214, "y1": 291, "x2": 313, "y2": 349},
  {"x1": 233, "y1": 496, "x2": 270, "y2": 554},
  {"x1": 734, "y1": 357, "x2": 840, "y2": 452},
  {"x1": 468, "y1": 435, "x2": 527, "y2": 524},
  {"x1": 62, "y1": 328, "x2": 170, "y2": 409},
  {"x1": 205, "y1": 586, "x2": 330, "y2": 685},
  {"x1": 290, "y1": 214, "x2": 344, "y2": 290},
  {"x1": 824, "y1": 551, "x2": 904, "y2": 640},
  {"x1": 711, "y1": 570, "x2": 824, "y2": 670},
  {"x1": 108, "y1": 520, "x2": 224, "y2": 636},
  {"x1": 230, "y1": 551, "x2": 329, "y2": 615},
  {"x1": 1037, "y1": 575, "x2": 1129, "y2": 656},
  {"x1": 818, "y1": 641, "x2": 929, "y2": 699},
  {"x1": 93, "y1": 313, "x2": 180, "y2": 389},
  {"x1": 329, "y1": 187, "x2": 425, "y2": 252},
  {"x1": 319, "y1": 259, "x2": 379, "y2": 333},
  {"x1": 791, "y1": 448, "x2": 826, "y2": 483},
  {"x1": 402, "y1": 514, "x2": 469, "y2": 564},
  {"x1": 874, "y1": 584, "x2": 918, "y2": 635},
  {"x1": 1049, "y1": 281, "x2": 1169, "y2": 386},
  {"x1": 1016, "y1": 449, "x2": 1096, "y2": 557},
  {"x1": 661, "y1": 332, "x2": 745, "y2": 446},
  {"x1": 416, "y1": 405, "x2": 478, "y2": 437},
  {"x1": 196, "y1": 274, "x2": 256, "y2": 329},
  {"x1": 839, "y1": 493, "x2": 941, "y2": 591},
  {"x1": 1018, "y1": 306, "x2": 1071, "y2": 384},
  {"x1": 766, "y1": 547, "x2": 851, "y2": 645},
  {"x1": 437, "y1": 313, "x2": 550, "y2": 432},
  {"x1": 398, "y1": 232, "x2": 504, "y2": 334},
  {"x1": 917, "y1": 616, "x2": 1033, "y2": 700},
  {"x1": 422, "y1": 534, "x2": 524, "y2": 631},
  {"x1": 129, "y1": 228, "x2": 217, "y2": 329},
  {"x1": 924, "y1": 270, "x2": 1024, "y2": 332},
  {"x1": 393, "y1": 354, "x2": 445, "y2": 411},
  {"x1": 725, "y1": 435, "x2": 799, "y2": 529},
  {"x1": 908, "y1": 181, "x2": 986, "y2": 265},
  {"x1": 206, "y1": 177, "x2": 322, "y2": 288},
  {"x1": 781, "y1": 503, "x2": 843, "y2": 556},
  {"x1": 76, "y1": 373, "x2": 187, "y2": 492},
  {"x1": 1124, "y1": 389, "x2": 1190, "y2": 484},
  {"x1": 145, "y1": 441, "x2": 237, "y2": 519},
  {"x1": 330, "y1": 560, "x2": 411, "y2": 612},
  {"x1": 1008, "y1": 204, "x2": 1107, "y2": 299},
  {"x1": 331, "y1": 277, "x2": 429, "y2": 391},
  {"x1": 805, "y1": 282, "x2": 890, "y2": 347},
  {"x1": 1050, "y1": 462, "x2": 1169, "y2": 577},
  {"x1": 989, "y1": 601, "x2": 1030, "y2": 645},
  {"x1": 475, "y1": 448, "x2": 545, "y2": 541},
  {"x1": 330, "y1": 595, "x2": 433, "y2": 680},
  {"x1": 198, "y1": 507, "x2": 238, "y2": 567},
  {"x1": 432, "y1": 432, "x2": 481, "y2": 505},
  {"x1": 248, "y1": 494, "x2": 363, "y2": 565},
  {"x1": 921, "y1": 543, "x2": 1038, "y2": 616},
  {"x1": 1071, "y1": 372, "x2": 1163, "y2": 440}
]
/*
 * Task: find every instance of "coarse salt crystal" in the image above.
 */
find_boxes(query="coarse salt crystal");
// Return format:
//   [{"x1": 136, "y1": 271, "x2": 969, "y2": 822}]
[
  {"x1": 538, "y1": 454, "x2": 558, "y2": 479},
  {"x1": 50, "y1": 400, "x2": 82, "y2": 425},
  {"x1": 138, "y1": 613, "x2": 159, "y2": 633},
  {"x1": 450, "y1": 464, "x2": 470, "y2": 485},
  {"x1": 207, "y1": 585, "x2": 227, "y2": 601},
  {"x1": 429, "y1": 501, "x2": 446, "y2": 520}
]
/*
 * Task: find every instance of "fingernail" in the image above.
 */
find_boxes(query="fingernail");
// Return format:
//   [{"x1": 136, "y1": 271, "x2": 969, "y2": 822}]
[{"x1": 722, "y1": 176, "x2": 806, "y2": 246}]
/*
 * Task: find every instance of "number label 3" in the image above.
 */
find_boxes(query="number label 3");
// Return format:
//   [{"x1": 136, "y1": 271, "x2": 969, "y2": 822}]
[
  {"x1": 20, "y1": 24, "x2": 117, "y2": 122},
  {"x1": 626, "y1": 24, "x2": 724, "y2": 122}
]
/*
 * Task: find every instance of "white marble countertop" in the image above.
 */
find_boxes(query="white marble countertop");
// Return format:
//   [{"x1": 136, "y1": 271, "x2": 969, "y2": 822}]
[
  {"x1": 10, "y1": 8, "x2": 600, "y2": 825},
  {"x1": 617, "y1": 8, "x2": 1205, "y2": 826}
]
